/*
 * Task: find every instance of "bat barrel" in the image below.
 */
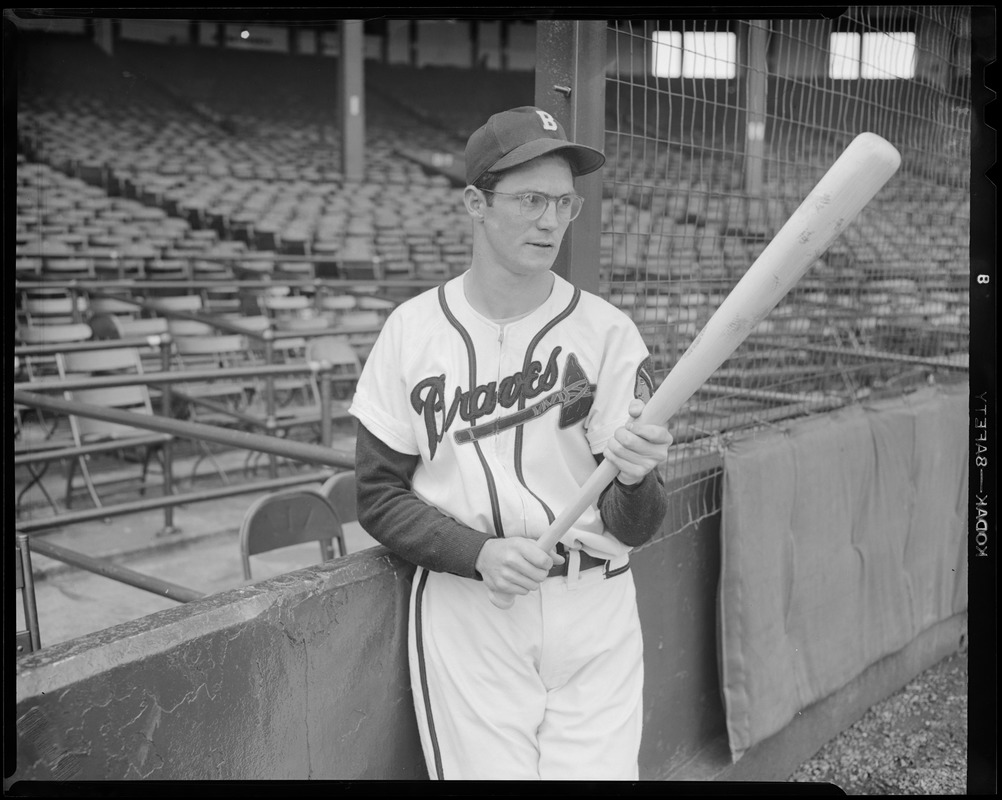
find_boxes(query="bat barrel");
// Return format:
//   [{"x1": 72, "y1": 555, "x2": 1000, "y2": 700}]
[
  {"x1": 642, "y1": 132, "x2": 900, "y2": 429},
  {"x1": 545, "y1": 134, "x2": 900, "y2": 552},
  {"x1": 490, "y1": 133, "x2": 901, "y2": 610}
]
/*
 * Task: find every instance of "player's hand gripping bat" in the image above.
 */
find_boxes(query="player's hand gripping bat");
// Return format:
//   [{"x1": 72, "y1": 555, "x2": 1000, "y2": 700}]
[{"x1": 489, "y1": 131, "x2": 902, "y2": 610}]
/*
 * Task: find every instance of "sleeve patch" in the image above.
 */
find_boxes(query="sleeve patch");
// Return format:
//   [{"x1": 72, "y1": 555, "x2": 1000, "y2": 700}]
[{"x1": 634, "y1": 356, "x2": 656, "y2": 403}]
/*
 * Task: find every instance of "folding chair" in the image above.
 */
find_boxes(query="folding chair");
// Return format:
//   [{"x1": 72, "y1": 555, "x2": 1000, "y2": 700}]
[
  {"x1": 238, "y1": 488, "x2": 346, "y2": 580},
  {"x1": 201, "y1": 284, "x2": 242, "y2": 314},
  {"x1": 255, "y1": 293, "x2": 329, "y2": 401},
  {"x1": 171, "y1": 331, "x2": 257, "y2": 483},
  {"x1": 306, "y1": 335, "x2": 363, "y2": 404},
  {"x1": 55, "y1": 347, "x2": 170, "y2": 509},
  {"x1": 332, "y1": 309, "x2": 383, "y2": 362},
  {"x1": 317, "y1": 293, "x2": 357, "y2": 327},
  {"x1": 149, "y1": 293, "x2": 203, "y2": 315},
  {"x1": 40, "y1": 257, "x2": 95, "y2": 282},
  {"x1": 145, "y1": 259, "x2": 192, "y2": 281},
  {"x1": 87, "y1": 295, "x2": 143, "y2": 318},
  {"x1": 100, "y1": 316, "x2": 170, "y2": 338},
  {"x1": 91, "y1": 315, "x2": 171, "y2": 374},
  {"x1": 21, "y1": 293, "x2": 88, "y2": 326},
  {"x1": 320, "y1": 471, "x2": 360, "y2": 543},
  {"x1": 16, "y1": 321, "x2": 94, "y2": 446},
  {"x1": 259, "y1": 292, "x2": 315, "y2": 328},
  {"x1": 167, "y1": 319, "x2": 217, "y2": 338}
]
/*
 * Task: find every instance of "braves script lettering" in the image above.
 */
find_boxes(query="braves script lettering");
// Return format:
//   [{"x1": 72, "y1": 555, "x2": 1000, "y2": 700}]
[{"x1": 411, "y1": 346, "x2": 564, "y2": 459}]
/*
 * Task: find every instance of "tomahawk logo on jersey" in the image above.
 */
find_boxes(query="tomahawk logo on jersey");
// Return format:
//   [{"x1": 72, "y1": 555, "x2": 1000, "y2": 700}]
[{"x1": 410, "y1": 348, "x2": 597, "y2": 457}]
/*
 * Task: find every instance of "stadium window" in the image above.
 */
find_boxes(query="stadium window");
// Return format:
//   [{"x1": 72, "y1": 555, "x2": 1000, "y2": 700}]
[
  {"x1": 652, "y1": 30, "x2": 736, "y2": 79},
  {"x1": 829, "y1": 31, "x2": 917, "y2": 79}
]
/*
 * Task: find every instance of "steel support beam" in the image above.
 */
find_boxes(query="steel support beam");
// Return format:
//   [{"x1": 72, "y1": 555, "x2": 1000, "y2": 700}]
[
  {"x1": 534, "y1": 20, "x2": 607, "y2": 294},
  {"x1": 340, "y1": 20, "x2": 365, "y2": 181},
  {"x1": 744, "y1": 21, "x2": 769, "y2": 196}
]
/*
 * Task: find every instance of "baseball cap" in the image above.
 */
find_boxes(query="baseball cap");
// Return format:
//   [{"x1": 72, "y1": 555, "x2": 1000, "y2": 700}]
[{"x1": 464, "y1": 106, "x2": 606, "y2": 185}]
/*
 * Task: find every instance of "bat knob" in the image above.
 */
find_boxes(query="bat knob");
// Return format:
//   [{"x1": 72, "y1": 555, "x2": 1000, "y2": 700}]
[{"x1": 489, "y1": 590, "x2": 515, "y2": 610}]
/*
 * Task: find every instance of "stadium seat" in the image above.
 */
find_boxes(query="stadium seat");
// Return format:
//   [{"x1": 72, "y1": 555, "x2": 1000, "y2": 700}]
[
  {"x1": 243, "y1": 333, "x2": 360, "y2": 469},
  {"x1": 201, "y1": 284, "x2": 242, "y2": 314},
  {"x1": 15, "y1": 257, "x2": 43, "y2": 279},
  {"x1": 17, "y1": 321, "x2": 93, "y2": 378},
  {"x1": 93, "y1": 315, "x2": 169, "y2": 339},
  {"x1": 90, "y1": 314, "x2": 170, "y2": 374},
  {"x1": 145, "y1": 259, "x2": 191, "y2": 281},
  {"x1": 332, "y1": 309, "x2": 382, "y2": 361},
  {"x1": 167, "y1": 319, "x2": 217, "y2": 337},
  {"x1": 40, "y1": 257, "x2": 95, "y2": 281},
  {"x1": 317, "y1": 293, "x2": 357, "y2": 324},
  {"x1": 150, "y1": 294, "x2": 204, "y2": 315},
  {"x1": 319, "y1": 470, "x2": 361, "y2": 545},
  {"x1": 259, "y1": 292, "x2": 314, "y2": 326},
  {"x1": 87, "y1": 295, "x2": 143, "y2": 318},
  {"x1": 15, "y1": 321, "x2": 95, "y2": 463},
  {"x1": 275, "y1": 260, "x2": 315, "y2": 281},
  {"x1": 21, "y1": 293, "x2": 88, "y2": 326},
  {"x1": 238, "y1": 488, "x2": 346, "y2": 580},
  {"x1": 170, "y1": 331, "x2": 257, "y2": 483},
  {"x1": 305, "y1": 335, "x2": 362, "y2": 404},
  {"x1": 55, "y1": 346, "x2": 170, "y2": 509}
]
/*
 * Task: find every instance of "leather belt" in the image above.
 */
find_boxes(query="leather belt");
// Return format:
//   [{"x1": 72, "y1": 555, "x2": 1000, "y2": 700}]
[{"x1": 547, "y1": 542, "x2": 608, "y2": 577}]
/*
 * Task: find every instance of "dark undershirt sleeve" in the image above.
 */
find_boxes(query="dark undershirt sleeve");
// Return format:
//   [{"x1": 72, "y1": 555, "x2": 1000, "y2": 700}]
[
  {"x1": 595, "y1": 455, "x2": 669, "y2": 547},
  {"x1": 355, "y1": 424, "x2": 668, "y2": 575},
  {"x1": 354, "y1": 423, "x2": 493, "y2": 579}
]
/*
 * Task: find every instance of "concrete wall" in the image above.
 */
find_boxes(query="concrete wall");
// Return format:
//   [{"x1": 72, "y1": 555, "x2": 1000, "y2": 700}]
[
  {"x1": 9, "y1": 405, "x2": 966, "y2": 784},
  {"x1": 11, "y1": 473, "x2": 730, "y2": 783},
  {"x1": 11, "y1": 550, "x2": 427, "y2": 781}
]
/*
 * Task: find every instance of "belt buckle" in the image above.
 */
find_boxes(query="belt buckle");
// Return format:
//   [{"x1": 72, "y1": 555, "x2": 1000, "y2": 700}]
[
  {"x1": 548, "y1": 543, "x2": 568, "y2": 578},
  {"x1": 550, "y1": 543, "x2": 606, "y2": 579}
]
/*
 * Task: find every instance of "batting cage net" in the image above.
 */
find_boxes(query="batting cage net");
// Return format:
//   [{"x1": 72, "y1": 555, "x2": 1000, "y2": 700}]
[
  {"x1": 595, "y1": 7, "x2": 971, "y2": 538},
  {"x1": 601, "y1": 7, "x2": 970, "y2": 458}
]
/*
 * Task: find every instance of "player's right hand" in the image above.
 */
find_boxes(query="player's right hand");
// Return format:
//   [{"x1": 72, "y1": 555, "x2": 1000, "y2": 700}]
[{"x1": 474, "y1": 538, "x2": 564, "y2": 596}]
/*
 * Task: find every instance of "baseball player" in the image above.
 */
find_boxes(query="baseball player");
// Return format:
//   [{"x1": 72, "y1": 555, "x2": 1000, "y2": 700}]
[{"x1": 349, "y1": 106, "x2": 672, "y2": 780}]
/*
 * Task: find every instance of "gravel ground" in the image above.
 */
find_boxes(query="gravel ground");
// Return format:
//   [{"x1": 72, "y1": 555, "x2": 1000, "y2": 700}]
[{"x1": 787, "y1": 647, "x2": 968, "y2": 794}]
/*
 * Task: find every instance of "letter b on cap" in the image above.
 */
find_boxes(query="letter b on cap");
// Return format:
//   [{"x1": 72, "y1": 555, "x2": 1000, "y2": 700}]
[{"x1": 535, "y1": 109, "x2": 559, "y2": 131}]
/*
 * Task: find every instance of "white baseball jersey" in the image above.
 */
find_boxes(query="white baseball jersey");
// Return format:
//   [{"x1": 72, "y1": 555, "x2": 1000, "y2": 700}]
[{"x1": 349, "y1": 270, "x2": 655, "y2": 560}]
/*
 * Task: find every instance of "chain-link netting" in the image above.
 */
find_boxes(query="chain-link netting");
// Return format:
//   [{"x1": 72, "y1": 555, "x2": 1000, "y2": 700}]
[
  {"x1": 603, "y1": 8, "x2": 969, "y2": 452},
  {"x1": 602, "y1": 8, "x2": 970, "y2": 536}
]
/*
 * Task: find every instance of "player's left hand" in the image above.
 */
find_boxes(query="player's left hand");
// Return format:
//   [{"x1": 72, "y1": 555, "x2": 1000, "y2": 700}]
[{"x1": 603, "y1": 398, "x2": 672, "y2": 486}]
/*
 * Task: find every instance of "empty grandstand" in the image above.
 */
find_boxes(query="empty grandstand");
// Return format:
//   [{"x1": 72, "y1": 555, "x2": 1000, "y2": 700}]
[{"x1": 8, "y1": 9, "x2": 981, "y2": 787}]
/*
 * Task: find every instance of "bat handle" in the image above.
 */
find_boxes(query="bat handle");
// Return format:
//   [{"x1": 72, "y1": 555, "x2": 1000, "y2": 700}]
[
  {"x1": 488, "y1": 458, "x2": 621, "y2": 611},
  {"x1": 537, "y1": 458, "x2": 620, "y2": 552}
]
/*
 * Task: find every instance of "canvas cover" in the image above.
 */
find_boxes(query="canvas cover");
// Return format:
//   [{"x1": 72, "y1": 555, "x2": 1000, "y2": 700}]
[{"x1": 718, "y1": 383, "x2": 968, "y2": 761}]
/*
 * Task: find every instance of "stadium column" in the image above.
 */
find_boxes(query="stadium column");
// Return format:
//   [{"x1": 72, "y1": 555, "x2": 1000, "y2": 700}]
[
  {"x1": 340, "y1": 20, "x2": 365, "y2": 182},
  {"x1": 534, "y1": 20, "x2": 606, "y2": 295},
  {"x1": 744, "y1": 20, "x2": 769, "y2": 196},
  {"x1": 93, "y1": 18, "x2": 113, "y2": 56}
]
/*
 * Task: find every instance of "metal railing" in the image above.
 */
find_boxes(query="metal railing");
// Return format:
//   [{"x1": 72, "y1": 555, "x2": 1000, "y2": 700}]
[
  {"x1": 13, "y1": 386, "x2": 360, "y2": 607},
  {"x1": 14, "y1": 334, "x2": 358, "y2": 525},
  {"x1": 15, "y1": 358, "x2": 357, "y2": 455}
]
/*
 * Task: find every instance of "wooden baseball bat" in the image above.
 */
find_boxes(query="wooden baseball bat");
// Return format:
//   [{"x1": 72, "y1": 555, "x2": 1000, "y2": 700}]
[{"x1": 490, "y1": 131, "x2": 901, "y2": 610}]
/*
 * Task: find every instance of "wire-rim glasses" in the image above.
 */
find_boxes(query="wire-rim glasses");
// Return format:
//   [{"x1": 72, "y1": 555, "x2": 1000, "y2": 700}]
[{"x1": 481, "y1": 189, "x2": 585, "y2": 222}]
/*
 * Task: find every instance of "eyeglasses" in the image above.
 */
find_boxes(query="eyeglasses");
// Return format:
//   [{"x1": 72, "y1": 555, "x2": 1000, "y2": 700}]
[{"x1": 480, "y1": 189, "x2": 585, "y2": 222}]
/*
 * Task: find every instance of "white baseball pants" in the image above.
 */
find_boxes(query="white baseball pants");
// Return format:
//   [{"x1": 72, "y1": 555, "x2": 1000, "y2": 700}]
[{"x1": 408, "y1": 556, "x2": 644, "y2": 780}]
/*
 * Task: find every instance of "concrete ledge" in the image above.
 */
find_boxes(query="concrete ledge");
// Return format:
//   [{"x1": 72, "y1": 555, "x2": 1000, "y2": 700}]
[{"x1": 13, "y1": 546, "x2": 428, "y2": 782}]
